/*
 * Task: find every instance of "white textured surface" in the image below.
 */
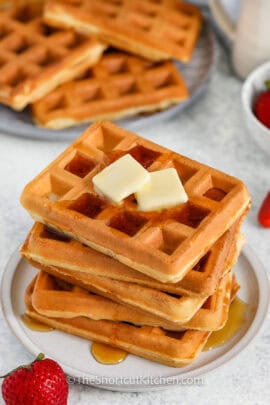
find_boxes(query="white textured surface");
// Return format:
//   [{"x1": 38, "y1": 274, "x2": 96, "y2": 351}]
[{"x1": 0, "y1": 46, "x2": 269, "y2": 404}]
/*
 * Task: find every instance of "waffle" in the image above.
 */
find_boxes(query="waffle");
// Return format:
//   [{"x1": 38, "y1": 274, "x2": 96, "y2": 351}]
[
  {"x1": 0, "y1": 1, "x2": 106, "y2": 110},
  {"x1": 31, "y1": 51, "x2": 189, "y2": 129},
  {"x1": 29, "y1": 270, "x2": 233, "y2": 332},
  {"x1": 44, "y1": 0, "x2": 202, "y2": 63},
  {"x1": 25, "y1": 276, "x2": 210, "y2": 367},
  {"x1": 26, "y1": 259, "x2": 207, "y2": 323},
  {"x1": 0, "y1": 0, "x2": 12, "y2": 9},
  {"x1": 21, "y1": 219, "x2": 243, "y2": 302},
  {"x1": 20, "y1": 122, "x2": 250, "y2": 283}
]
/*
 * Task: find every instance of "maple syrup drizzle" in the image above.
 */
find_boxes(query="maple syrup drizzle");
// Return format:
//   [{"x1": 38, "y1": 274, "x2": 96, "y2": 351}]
[
  {"x1": 107, "y1": 146, "x2": 161, "y2": 169},
  {"x1": 64, "y1": 153, "x2": 95, "y2": 178},
  {"x1": 203, "y1": 297, "x2": 247, "y2": 351},
  {"x1": 91, "y1": 342, "x2": 128, "y2": 365},
  {"x1": 21, "y1": 314, "x2": 55, "y2": 332},
  {"x1": 204, "y1": 187, "x2": 227, "y2": 201}
]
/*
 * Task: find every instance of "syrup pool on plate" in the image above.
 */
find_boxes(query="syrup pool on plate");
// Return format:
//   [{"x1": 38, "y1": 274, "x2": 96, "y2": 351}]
[
  {"x1": 21, "y1": 314, "x2": 55, "y2": 332},
  {"x1": 91, "y1": 342, "x2": 128, "y2": 365},
  {"x1": 204, "y1": 297, "x2": 247, "y2": 351}
]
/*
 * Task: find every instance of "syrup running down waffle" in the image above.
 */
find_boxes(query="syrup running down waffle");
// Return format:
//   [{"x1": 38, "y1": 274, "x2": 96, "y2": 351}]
[
  {"x1": 31, "y1": 51, "x2": 189, "y2": 129},
  {"x1": 20, "y1": 122, "x2": 250, "y2": 282},
  {"x1": 44, "y1": 0, "x2": 202, "y2": 62},
  {"x1": 0, "y1": 1, "x2": 106, "y2": 109}
]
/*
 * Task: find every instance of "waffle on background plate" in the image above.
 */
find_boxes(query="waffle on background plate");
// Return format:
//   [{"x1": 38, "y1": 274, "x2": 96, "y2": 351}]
[
  {"x1": 0, "y1": 0, "x2": 204, "y2": 127},
  {"x1": 0, "y1": 0, "x2": 106, "y2": 110},
  {"x1": 44, "y1": 0, "x2": 202, "y2": 62},
  {"x1": 31, "y1": 50, "x2": 189, "y2": 129},
  {"x1": 20, "y1": 121, "x2": 250, "y2": 367}
]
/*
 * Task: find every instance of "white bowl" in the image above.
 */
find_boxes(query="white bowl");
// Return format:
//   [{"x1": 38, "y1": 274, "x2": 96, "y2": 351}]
[{"x1": 242, "y1": 61, "x2": 270, "y2": 155}]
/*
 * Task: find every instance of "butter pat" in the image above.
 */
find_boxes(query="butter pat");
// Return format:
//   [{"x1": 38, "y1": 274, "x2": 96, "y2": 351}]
[
  {"x1": 135, "y1": 168, "x2": 188, "y2": 211},
  {"x1": 93, "y1": 154, "x2": 150, "y2": 204}
]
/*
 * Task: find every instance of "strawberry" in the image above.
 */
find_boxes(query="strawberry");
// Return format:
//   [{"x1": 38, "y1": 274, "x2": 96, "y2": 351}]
[
  {"x1": 254, "y1": 80, "x2": 270, "y2": 129},
  {"x1": 1, "y1": 353, "x2": 68, "y2": 405},
  {"x1": 258, "y1": 192, "x2": 270, "y2": 227}
]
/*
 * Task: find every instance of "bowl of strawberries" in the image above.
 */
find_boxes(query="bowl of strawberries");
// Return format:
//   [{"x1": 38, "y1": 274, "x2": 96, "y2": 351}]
[{"x1": 242, "y1": 61, "x2": 270, "y2": 155}]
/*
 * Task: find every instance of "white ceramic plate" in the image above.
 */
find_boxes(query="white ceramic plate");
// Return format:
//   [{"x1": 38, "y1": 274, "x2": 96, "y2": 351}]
[
  {"x1": 1, "y1": 245, "x2": 269, "y2": 392},
  {"x1": 0, "y1": 21, "x2": 217, "y2": 141}
]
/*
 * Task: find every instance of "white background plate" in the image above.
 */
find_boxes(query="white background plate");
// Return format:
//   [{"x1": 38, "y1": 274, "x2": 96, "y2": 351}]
[{"x1": 1, "y1": 245, "x2": 269, "y2": 392}]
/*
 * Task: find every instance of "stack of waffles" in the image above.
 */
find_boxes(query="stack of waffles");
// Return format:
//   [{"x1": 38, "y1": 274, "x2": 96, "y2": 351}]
[
  {"x1": 0, "y1": 0, "x2": 203, "y2": 128},
  {"x1": 20, "y1": 121, "x2": 251, "y2": 367}
]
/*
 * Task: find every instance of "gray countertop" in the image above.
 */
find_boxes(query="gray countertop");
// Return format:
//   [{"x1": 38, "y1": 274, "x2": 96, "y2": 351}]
[{"x1": 0, "y1": 44, "x2": 269, "y2": 405}]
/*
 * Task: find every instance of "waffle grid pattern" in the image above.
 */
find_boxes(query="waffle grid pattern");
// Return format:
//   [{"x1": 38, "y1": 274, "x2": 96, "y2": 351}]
[
  {"x1": 0, "y1": 2, "x2": 105, "y2": 109},
  {"x1": 21, "y1": 122, "x2": 250, "y2": 282},
  {"x1": 45, "y1": 0, "x2": 202, "y2": 62},
  {"x1": 32, "y1": 51, "x2": 188, "y2": 129}
]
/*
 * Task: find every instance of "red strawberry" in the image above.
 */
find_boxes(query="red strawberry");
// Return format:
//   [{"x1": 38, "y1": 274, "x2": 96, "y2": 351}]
[
  {"x1": 254, "y1": 80, "x2": 270, "y2": 129},
  {"x1": 258, "y1": 192, "x2": 270, "y2": 227},
  {"x1": 1, "y1": 353, "x2": 68, "y2": 405}
]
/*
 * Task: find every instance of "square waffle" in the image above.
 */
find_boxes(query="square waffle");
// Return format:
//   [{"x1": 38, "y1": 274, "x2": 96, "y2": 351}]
[
  {"x1": 20, "y1": 122, "x2": 250, "y2": 283},
  {"x1": 0, "y1": 1, "x2": 106, "y2": 110},
  {"x1": 21, "y1": 220, "x2": 243, "y2": 301},
  {"x1": 25, "y1": 259, "x2": 207, "y2": 323},
  {"x1": 25, "y1": 275, "x2": 210, "y2": 367},
  {"x1": 29, "y1": 270, "x2": 234, "y2": 332},
  {"x1": 44, "y1": 0, "x2": 202, "y2": 62},
  {"x1": 31, "y1": 50, "x2": 189, "y2": 129}
]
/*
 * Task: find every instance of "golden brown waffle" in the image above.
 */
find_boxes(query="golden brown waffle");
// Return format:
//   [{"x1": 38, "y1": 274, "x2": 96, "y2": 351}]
[
  {"x1": 0, "y1": 1, "x2": 106, "y2": 110},
  {"x1": 44, "y1": 0, "x2": 202, "y2": 63},
  {"x1": 21, "y1": 220, "x2": 243, "y2": 299},
  {"x1": 25, "y1": 276, "x2": 210, "y2": 367},
  {"x1": 31, "y1": 51, "x2": 189, "y2": 129},
  {"x1": 29, "y1": 270, "x2": 233, "y2": 331},
  {"x1": 20, "y1": 122, "x2": 250, "y2": 283},
  {"x1": 0, "y1": 0, "x2": 12, "y2": 9},
  {"x1": 27, "y1": 260, "x2": 207, "y2": 323},
  {"x1": 23, "y1": 237, "x2": 242, "y2": 323}
]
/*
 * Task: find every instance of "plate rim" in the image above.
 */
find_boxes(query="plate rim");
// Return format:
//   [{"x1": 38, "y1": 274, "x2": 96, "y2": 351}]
[
  {"x1": 1, "y1": 244, "x2": 269, "y2": 392},
  {"x1": 0, "y1": 20, "x2": 218, "y2": 141}
]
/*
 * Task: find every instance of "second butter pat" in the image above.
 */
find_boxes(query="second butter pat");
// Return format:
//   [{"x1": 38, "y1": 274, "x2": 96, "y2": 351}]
[
  {"x1": 93, "y1": 154, "x2": 150, "y2": 203},
  {"x1": 135, "y1": 168, "x2": 188, "y2": 212}
]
